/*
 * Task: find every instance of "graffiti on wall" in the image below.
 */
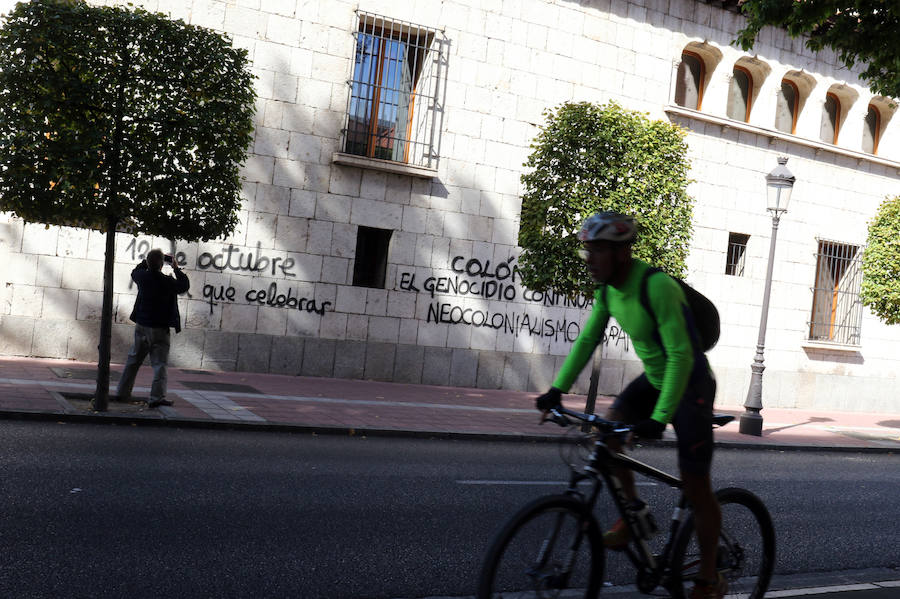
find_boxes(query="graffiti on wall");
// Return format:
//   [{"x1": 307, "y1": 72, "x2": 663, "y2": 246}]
[
  {"x1": 124, "y1": 237, "x2": 332, "y2": 316},
  {"x1": 398, "y1": 254, "x2": 630, "y2": 350},
  {"x1": 121, "y1": 238, "x2": 629, "y2": 350}
]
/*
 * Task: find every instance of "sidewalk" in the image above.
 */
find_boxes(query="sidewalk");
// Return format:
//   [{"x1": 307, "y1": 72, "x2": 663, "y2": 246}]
[{"x1": 1, "y1": 356, "x2": 899, "y2": 452}]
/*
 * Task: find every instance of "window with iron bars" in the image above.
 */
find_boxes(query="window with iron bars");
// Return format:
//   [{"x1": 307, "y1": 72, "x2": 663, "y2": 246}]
[
  {"x1": 725, "y1": 232, "x2": 749, "y2": 276},
  {"x1": 342, "y1": 13, "x2": 446, "y2": 169},
  {"x1": 809, "y1": 239, "x2": 863, "y2": 345}
]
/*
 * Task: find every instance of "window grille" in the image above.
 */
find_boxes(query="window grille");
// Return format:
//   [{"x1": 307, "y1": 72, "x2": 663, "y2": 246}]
[
  {"x1": 342, "y1": 12, "x2": 446, "y2": 169},
  {"x1": 809, "y1": 240, "x2": 863, "y2": 345},
  {"x1": 725, "y1": 232, "x2": 749, "y2": 276}
]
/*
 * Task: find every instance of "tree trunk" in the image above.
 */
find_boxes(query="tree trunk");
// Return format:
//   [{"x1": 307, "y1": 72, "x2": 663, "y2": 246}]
[
  {"x1": 93, "y1": 30, "x2": 127, "y2": 411},
  {"x1": 91, "y1": 216, "x2": 118, "y2": 411}
]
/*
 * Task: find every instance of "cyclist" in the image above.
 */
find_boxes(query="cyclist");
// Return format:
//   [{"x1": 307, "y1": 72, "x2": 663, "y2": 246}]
[{"x1": 536, "y1": 211, "x2": 726, "y2": 599}]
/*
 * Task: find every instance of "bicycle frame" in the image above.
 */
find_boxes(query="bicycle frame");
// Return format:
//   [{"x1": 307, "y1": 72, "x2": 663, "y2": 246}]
[
  {"x1": 556, "y1": 410, "x2": 693, "y2": 593},
  {"x1": 478, "y1": 406, "x2": 759, "y2": 599}
]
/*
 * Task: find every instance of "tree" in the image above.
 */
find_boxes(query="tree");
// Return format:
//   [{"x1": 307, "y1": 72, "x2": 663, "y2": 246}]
[
  {"x1": 861, "y1": 195, "x2": 900, "y2": 325},
  {"x1": 517, "y1": 101, "x2": 694, "y2": 412},
  {"x1": 736, "y1": 1, "x2": 900, "y2": 98},
  {"x1": 517, "y1": 101, "x2": 694, "y2": 299},
  {"x1": 0, "y1": 0, "x2": 256, "y2": 410}
]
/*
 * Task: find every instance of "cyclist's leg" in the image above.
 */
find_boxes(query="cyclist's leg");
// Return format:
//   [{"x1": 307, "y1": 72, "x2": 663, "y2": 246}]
[
  {"x1": 682, "y1": 473, "x2": 721, "y2": 585},
  {"x1": 606, "y1": 373, "x2": 658, "y2": 500},
  {"x1": 672, "y1": 362, "x2": 721, "y2": 586},
  {"x1": 604, "y1": 374, "x2": 658, "y2": 549}
]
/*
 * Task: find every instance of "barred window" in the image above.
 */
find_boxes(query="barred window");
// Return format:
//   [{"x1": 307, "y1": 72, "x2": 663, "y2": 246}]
[
  {"x1": 809, "y1": 240, "x2": 863, "y2": 345},
  {"x1": 725, "y1": 232, "x2": 749, "y2": 276},
  {"x1": 342, "y1": 13, "x2": 446, "y2": 169}
]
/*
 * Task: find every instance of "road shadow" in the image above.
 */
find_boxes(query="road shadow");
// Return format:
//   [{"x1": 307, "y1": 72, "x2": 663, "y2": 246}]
[{"x1": 764, "y1": 416, "x2": 834, "y2": 435}]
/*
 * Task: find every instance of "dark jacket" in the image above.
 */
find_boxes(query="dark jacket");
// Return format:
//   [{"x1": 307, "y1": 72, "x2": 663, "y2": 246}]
[{"x1": 129, "y1": 261, "x2": 190, "y2": 333}]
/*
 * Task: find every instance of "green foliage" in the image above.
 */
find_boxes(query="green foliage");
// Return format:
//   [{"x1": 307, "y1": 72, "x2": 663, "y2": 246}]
[
  {"x1": 861, "y1": 195, "x2": 900, "y2": 325},
  {"x1": 737, "y1": 1, "x2": 900, "y2": 98},
  {"x1": 0, "y1": 0, "x2": 256, "y2": 239},
  {"x1": 517, "y1": 101, "x2": 694, "y2": 298}
]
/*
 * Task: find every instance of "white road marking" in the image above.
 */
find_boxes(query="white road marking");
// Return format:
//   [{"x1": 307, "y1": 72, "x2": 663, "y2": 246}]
[
  {"x1": 764, "y1": 583, "x2": 880, "y2": 597},
  {"x1": 456, "y1": 480, "x2": 658, "y2": 486}
]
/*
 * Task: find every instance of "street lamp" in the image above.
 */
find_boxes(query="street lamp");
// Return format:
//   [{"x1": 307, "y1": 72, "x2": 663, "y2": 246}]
[{"x1": 739, "y1": 157, "x2": 796, "y2": 436}]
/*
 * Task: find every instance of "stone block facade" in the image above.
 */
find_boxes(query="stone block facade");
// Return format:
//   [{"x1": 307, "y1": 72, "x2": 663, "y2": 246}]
[{"x1": 2, "y1": 0, "x2": 900, "y2": 413}]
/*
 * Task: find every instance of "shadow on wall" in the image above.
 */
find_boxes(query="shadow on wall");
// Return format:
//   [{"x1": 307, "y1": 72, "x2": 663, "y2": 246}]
[{"x1": 802, "y1": 347, "x2": 865, "y2": 365}]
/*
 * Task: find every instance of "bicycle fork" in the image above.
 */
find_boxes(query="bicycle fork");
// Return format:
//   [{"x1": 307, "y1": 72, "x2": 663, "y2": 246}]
[{"x1": 529, "y1": 509, "x2": 590, "y2": 590}]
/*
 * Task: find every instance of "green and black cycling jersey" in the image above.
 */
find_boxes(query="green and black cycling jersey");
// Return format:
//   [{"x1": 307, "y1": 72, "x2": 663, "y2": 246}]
[{"x1": 552, "y1": 258, "x2": 702, "y2": 426}]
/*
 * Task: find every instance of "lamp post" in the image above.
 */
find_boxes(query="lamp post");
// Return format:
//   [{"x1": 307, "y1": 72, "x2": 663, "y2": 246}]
[{"x1": 739, "y1": 157, "x2": 796, "y2": 436}]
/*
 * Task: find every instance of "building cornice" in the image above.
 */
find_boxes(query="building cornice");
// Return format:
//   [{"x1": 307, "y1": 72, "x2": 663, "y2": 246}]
[{"x1": 665, "y1": 105, "x2": 900, "y2": 173}]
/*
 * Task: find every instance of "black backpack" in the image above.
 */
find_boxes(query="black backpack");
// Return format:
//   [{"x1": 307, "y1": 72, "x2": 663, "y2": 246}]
[{"x1": 601, "y1": 266, "x2": 720, "y2": 352}]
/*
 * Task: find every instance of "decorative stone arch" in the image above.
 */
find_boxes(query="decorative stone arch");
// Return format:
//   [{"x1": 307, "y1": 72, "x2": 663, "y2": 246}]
[
  {"x1": 673, "y1": 41, "x2": 723, "y2": 110},
  {"x1": 864, "y1": 96, "x2": 897, "y2": 154},
  {"x1": 869, "y1": 96, "x2": 898, "y2": 121},
  {"x1": 822, "y1": 83, "x2": 859, "y2": 143},
  {"x1": 776, "y1": 70, "x2": 817, "y2": 133},
  {"x1": 726, "y1": 56, "x2": 771, "y2": 122}
]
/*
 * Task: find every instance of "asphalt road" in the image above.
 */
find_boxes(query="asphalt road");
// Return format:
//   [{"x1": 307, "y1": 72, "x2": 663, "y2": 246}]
[{"x1": 1, "y1": 420, "x2": 898, "y2": 598}]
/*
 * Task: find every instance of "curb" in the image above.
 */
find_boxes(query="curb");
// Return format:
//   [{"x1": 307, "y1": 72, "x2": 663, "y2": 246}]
[{"x1": 1, "y1": 408, "x2": 897, "y2": 454}]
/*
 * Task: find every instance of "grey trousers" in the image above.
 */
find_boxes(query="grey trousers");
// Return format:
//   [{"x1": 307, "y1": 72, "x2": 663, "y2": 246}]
[{"x1": 116, "y1": 324, "x2": 171, "y2": 402}]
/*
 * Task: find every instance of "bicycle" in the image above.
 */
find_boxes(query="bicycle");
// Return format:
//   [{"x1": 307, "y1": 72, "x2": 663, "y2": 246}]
[{"x1": 477, "y1": 405, "x2": 775, "y2": 598}]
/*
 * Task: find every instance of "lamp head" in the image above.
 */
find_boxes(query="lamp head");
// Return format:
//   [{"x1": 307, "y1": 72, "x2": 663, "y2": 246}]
[{"x1": 766, "y1": 157, "x2": 795, "y2": 214}]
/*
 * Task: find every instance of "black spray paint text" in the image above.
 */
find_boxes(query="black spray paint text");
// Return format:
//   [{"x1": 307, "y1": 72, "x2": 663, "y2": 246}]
[{"x1": 203, "y1": 281, "x2": 331, "y2": 315}]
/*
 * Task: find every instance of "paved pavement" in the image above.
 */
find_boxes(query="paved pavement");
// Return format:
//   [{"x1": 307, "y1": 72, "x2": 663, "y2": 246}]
[{"x1": 1, "y1": 356, "x2": 899, "y2": 452}]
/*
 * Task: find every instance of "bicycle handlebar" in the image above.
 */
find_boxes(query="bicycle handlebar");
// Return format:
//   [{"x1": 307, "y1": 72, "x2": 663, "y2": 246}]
[{"x1": 543, "y1": 405, "x2": 632, "y2": 436}]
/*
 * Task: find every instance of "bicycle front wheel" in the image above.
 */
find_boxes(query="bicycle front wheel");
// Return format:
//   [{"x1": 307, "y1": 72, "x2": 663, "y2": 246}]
[
  {"x1": 477, "y1": 494, "x2": 604, "y2": 599},
  {"x1": 670, "y1": 487, "x2": 775, "y2": 599}
]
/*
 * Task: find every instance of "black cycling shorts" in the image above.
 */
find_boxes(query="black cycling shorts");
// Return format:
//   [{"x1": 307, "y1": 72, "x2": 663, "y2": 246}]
[{"x1": 611, "y1": 361, "x2": 716, "y2": 476}]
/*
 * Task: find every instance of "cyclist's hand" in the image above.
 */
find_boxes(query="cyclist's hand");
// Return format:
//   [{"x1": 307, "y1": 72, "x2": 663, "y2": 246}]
[
  {"x1": 535, "y1": 387, "x2": 562, "y2": 411},
  {"x1": 632, "y1": 418, "x2": 665, "y2": 440}
]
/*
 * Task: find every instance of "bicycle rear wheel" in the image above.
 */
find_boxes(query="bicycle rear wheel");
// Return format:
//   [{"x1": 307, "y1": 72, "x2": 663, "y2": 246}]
[
  {"x1": 477, "y1": 494, "x2": 604, "y2": 599},
  {"x1": 669, "y1": 487, "x2": 775, "y2": 599}
]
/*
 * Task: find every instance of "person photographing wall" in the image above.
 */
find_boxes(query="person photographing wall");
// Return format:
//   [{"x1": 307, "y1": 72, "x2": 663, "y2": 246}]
[{"x1": 116, "y1": 248, "x2": 190, "y2": 408}]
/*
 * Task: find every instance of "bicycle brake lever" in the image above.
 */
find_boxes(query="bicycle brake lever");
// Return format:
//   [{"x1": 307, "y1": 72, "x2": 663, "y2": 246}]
[{"x1": 545, "y1": 409, "x2": 571, "y2": 427}]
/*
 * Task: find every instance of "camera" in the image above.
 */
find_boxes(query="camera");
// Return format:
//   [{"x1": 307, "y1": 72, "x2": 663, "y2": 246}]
[{"x1": 164, "y1": 255, "x2": 173, "y2": 264}]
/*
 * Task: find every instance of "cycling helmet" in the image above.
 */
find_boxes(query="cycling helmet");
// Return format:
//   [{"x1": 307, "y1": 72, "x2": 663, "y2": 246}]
[{"x1": 577, "y1": 212, "x2": 636, "y2": 243}]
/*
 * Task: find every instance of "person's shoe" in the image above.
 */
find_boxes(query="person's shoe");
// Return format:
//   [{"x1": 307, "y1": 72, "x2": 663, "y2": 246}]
[
  {"x1": 689, "y1": 573, "x2": 727, "y2": 599},
  {"x1": 147, "y1": 398, "x2": 174, "y2": 408},
  {"x1": 602, "y1": 518, "x2": 631, "y2": 550}
]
